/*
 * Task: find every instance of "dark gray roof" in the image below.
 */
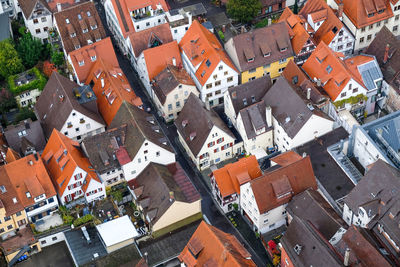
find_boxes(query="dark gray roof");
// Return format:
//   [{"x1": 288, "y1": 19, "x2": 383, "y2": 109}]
[
  {"x1": 34, "y1": 72, "x2": 104, "y2": 139},
  {"x1": 286, "y1": 189, "x2": 346, "y2": 240},
  {"x1": 175, "y1": 94, "x2": 235, "y2": 157},
  {"x1": 18, "y1": 0, "x2": 50, "y2": 19},
  {"x1": 262, "y1": 77, "x2": 332, "y2": 139},
  {"x1": 138, "y1": 220, "x2": 201, "y2": 266},
  {"x1": 82, "y1": 125, "x2": 126, "y2": 174},
  {"x1": 0, "y1": 13, "x2": 11, "y2": 41},
  {"x1": 227, "y1": 75, "x2": 272, "y2": 116},
  {"x1": 207, "y1": 12, "x2": 230, "y2": 27},
  {"x1": 182, "y1": 3, "x2": 206, "y2": 16},
  {"x1": 4, "y1": 119, "x2": 46, "y2": 155},
  {"x1": 128, "y1": 163, "x2": 200, "y2": 225},
  {"x1": 295, "y1": 127, "x2": 354, "y2": 201},
  {"x1": 365, "y1": 26, "x2": 400, "y2": 93},
  {"x1": 357, "y1": 59, "x2": 383, "y2": 91},
  {"x1": 238, "y1": 100, "x2": 272, "y2": 140},
  {"x1": 280, "y1": 217, "x2": 342, "y2": 267},
  {"x1": 229, "y1": 22, "x2": 293, "y2": 72},
  {"x1": 109, "y1": 102, "x2": 173, "y2": 159}
]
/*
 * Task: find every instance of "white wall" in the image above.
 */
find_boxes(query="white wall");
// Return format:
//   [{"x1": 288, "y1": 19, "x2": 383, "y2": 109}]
[
  {"x1": 15, "y1": 88, "x2": 41, "y2": 107},
  {"x1": 328, "y1": 26, "x2": 355, "y2": 56},
  {"x1": 26, "y1": 196, "x2": 59, "y2": 220},
  {"x1": 39, "y1": 232, "x2": 66, "y2": 248},
  {"x1": 99, "y1": 168, "x2": 124, "y2": 186},
  {"x1": 59, "y1": 109, "x2": 105, "y2": 142},
  {"x1": 351, "y1": 127, "x2": 386, "y2": 169},
  {"x1": 223, "y1": 90, "x2": 237, "y2": 125},
  {"x1": 85, "y1": 177, "x2": 106, "y2": 203},
  {"x1": 122, "y1": 140, "x2": 175, "y2": 181},
  {"x1": 59, "y1": 166, "x2": 87, "y2": 205},
  {"x1": 22, "y1": 6, "x2": 52, "y2": 42}
]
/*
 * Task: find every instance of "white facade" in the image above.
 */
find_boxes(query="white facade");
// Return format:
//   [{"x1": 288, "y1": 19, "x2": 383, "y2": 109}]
[
  {"x1": 178, "y1": 125, "x2": 241, "y2": 170},
  {"x1": 15, "y1": 88, "x2": 41, "y2": 107},
  {"x1": 98, "y1": 168, "x2": 124, "y2": 186},
  {"x1": 328, "y1": 0, "x2": 400, "y2": 52},
  {"x1": 38, "y1": 231, "x2": 65, "y2": 248},
  {"x1": 121, "y1": 140, "x2": 175, "y2": 181},
  {"x1": 21, "y1": 1, "x2": 52, "y2": 42},
  {"x1": 136, "y1": 52, "x2": 152, "y2": 95},
  {"x1": 59, "y1": 166, "x2": 105, "y2": 205},
  {"x1": 328, "y1": 26, "x2": 355, "y2": 56},
  {"x1": 273, "y1": 114, "x2": 334, "y2": 152},
  {"x1": 240, "y1": 182, "x2": 288, "y2": 234},
  {"x1": 166, "y1": 10, "x2": 192, "y2": 42},
  {"x1": 130, "y1": 4, "x2": 166, "y2": 32},
  {"x1": 181, "y1": 51, "x2": 239, "y2": 107},
  {"x1": 0, "y1": 0, "x2": 15, "y2": 16},
  {"x1": 235, "y1": 110, "x2": 273, "y2": 155},
  {"x1": 25, "y1": 195, "x2": 59, "y2": 222},
  {"x1": 59, "y1": 109, "x2": 105, "y2": 142},
  {"x1": 104, "y1": 0, "x2": 129, "y2": 54},
  {"x1": 152, "y1": 83, "x2": 199, "y2": 122},
  {"x1": 342, "y1": 203, "x2": 375, "y2": 227}
]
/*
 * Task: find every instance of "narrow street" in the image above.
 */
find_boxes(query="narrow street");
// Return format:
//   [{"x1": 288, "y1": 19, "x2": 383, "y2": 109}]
[{"x1": 95, "y1": 2, "x2": 270, "y2": 266}]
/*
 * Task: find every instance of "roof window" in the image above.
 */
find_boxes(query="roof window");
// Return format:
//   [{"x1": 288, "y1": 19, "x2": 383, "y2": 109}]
[
  {"x1": 77, "y1": 14, "x2": 82, "y2": 20},
  {"x1": 87, "y1": 11, "x2": 91, "y2": 17},
  {"x1": 243, "y1": 98, "x2": 247, "y2": 105},
  {"x1": 205, "y1": 59, "x2": 211, "y2": 67},
  {"x1": 294, "y1": 244, "x2": 302, "y2": 255},
  {"x1": 201, "y1": 70, "x2": 206, "y2": 77},
  {"x1": 247, "y1": 57, "x2": 254, "y2": 62},
  {"x1": 12, "y1": 197, "x2": 17, "y2": 204},
  {"x1": 66, "y1": 18, "x2": 70, "y2": 24},
  {"x1": 292, "y1": 75, "x2": 298, "y2": 85},
  {"x1": 326, "y1": 65, "x2": 333, "y2": 74},
  {"x1": 0, "y1": 186, "x2": 6, "y2": 193},
  {"x1": 26, "y1": 192, "x2": 31, "y2": 198},
  {"x1": 332, "y1": 26, "x2": 338, "y2": 34}
]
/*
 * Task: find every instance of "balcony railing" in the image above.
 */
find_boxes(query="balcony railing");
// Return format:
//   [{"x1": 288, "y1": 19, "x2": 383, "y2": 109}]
[{"x1": 131, "y1": 9, "x2": 164, "y2": 22}]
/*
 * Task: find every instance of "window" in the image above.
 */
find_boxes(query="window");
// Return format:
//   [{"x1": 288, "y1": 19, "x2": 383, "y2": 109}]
[
  {"x1": 206, "y1": 60, "x2": 211, "y2": 67},
  {"x1": 44, "y1": 27, "x2": 48, "y2": 32},
  {"x1": 361, "y1": 27, "x2": 366, "y2": 32},
  {"x1": 16, "y1": 211, "x2": 22, "y2": 216},
  {"x1": 376, "y1": 21, "x2": 381, "y2": 27},
  {"x1": 75, "y1": 127, "x2": 79, "y2": 132},
  {"x1": 353, "y1": 88, "x2": 358, "y2": 93},
  {"x1": 78, "y1": 60, "x2": 85, "y2": 66},
  {"x1": 52, "y1": 237, "x2": 57, "y2": 241},
  {"x1": 91, "y1": 55, "x2": 96, "y2": 61},
  {"x1": 279, "y1": 58, "x2": 287, "y2": 64},
  {"x1": 184, "y1": 91, "x2": 188, "y2": 96},
  {"x1": 278, "y1": 67, "x2": 285, "y2": 73},
  {"x1": 263, "y1": 64, "x2": 270, "y2": 69},
  {"x1": 218, "y1": 65, "x2": 223, "y2": 70},
  {"x1": 156, "y1": 151, "x2": 160, "y2": 157},
  {"x1": 248, "y1": 68, "x2": 256, "y2": 73},
  {"x1": 384, "y1": 19, "x2": 389, "y2": 24},
  {"x1": 33, "y1": 18, "x2": 39, "y2": 24},
  {"x1": 360, "y1": 37, "x2": 364, "y2": 43},
  {"x1": 224, "y1": 71, "x2": 228, "y2": 75},
  {"x1": 176, "y1": 101, "x2": 180, "y2": 108},
  {"x1": 369, "y1": 25, "x2": 373, "y2": 30},
  {"x1": 206, "y1": 83, "x2": 212, "y2": 89},
  {"x1": 35, "y1": 28, "x2": 41, "y2": 33},
  {"x1": 396, "y1": 15, "x2": 400, "y2": 21},
  {"x1": 215, "y1": 81, "x2": 221, "y2": 86},
  {"x1": 168, "y1": 104, "x2": 172, "y2": 111},
  {"x1": 227, "y1": 77, "x2": 233, "y2": 82},
  {"x1": 367, "y1": 34, "x2": 372, "y2": 41},
  {"x1": 146, "y1": 22, "x2": 150, "y2": 26},
  {"x1": 4, "y1": 216, "x2": 11, "y2": 222},
  {"x1": 347, "y1": 42, "x2": 352, "y2": 48},
  {"x1": 326, "y1": 65, "x2": 332, "y2": 73},
  {"x1": 7, "y1": 225, "x2": 12, "y2": 230},
  {"x1": 393, "y1": 26, "x2": 398, "y2": 32},
  {"x1": 341, "y1": 92, "x2": 346, "y2": 98},
  {"x1": 338, "y1": 45, "x2": 343, "y2": 50}
]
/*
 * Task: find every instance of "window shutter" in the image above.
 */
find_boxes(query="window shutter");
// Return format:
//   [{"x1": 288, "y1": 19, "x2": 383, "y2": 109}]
[
  {"x1": 221, "y1": 146, "x2": 224, "y2": 151},
  {"x1": 214, "y1": 149, "x2": 217, "y2": 153},
  {"x1": 230, "y1": 143, "x2": 233, "y2": 147},
  {"x1": 86, "y1": 193, "x2": 89, "y2": 196}
]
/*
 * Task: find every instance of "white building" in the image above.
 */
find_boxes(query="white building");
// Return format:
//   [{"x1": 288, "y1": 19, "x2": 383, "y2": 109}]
[
  {"x1": 34, "y1": 72, "x2": 105, "y2": 142},
  {"x1": 262, "y1": 77, "x2": 334, "y2": 152},
  {"x1": 328, "y1": 0, "x2": 400, "y2": 53},
  {"x1": 109, "y1": 102, "x2": 175, "y2": 181},
  {"x1": 175, "y1": 94, "x2": 242, "y2": 170},
  {"x1": 18, "y1": 0, "x2": 52, "y2": 42},
  {"x1": 152, "y1": 65, "x2": 198, "y2": 122},
  {"x1": 300, "y1": 0, "x2": 355, "y2": 56},
  {"x1": 240, "y1": 152, "x2": 317, "y2": 234},
  {"x1": 179, "y1": 20, "x2": 239, "y2": 107}
]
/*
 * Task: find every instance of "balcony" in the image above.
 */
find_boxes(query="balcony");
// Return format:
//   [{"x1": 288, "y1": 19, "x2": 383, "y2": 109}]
[{"x1": 131, "y1": 9, "x2": 164, "y2": 22}]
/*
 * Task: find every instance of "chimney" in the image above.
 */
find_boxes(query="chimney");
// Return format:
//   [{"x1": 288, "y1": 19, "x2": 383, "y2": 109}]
[
  {"x1": 56, "y1": 2, "x2": 61, "y2": 11},
  {"x1": 266, "y1": 106, "x2": 272, "y2": 127},
  {"x1": 316, "y1": 79, "x2": 321, "y2": 87},
  {"x1": 172, "y1": 57, "x2": 176, "y2": 66},
  {"x1": 101, "y1": 78, "x2": 104, "y2": 88},
  {"x1": 337, "y1": 0, "x2": 343, "y2": 21},
  {"x1": 384, "y1": 44, "x2": 390, "y2": 64},
  {"x1": 344, "y1": 248, "x2": 350, "y2": 266},
  {"x1": 28, "y1": 160, "x2": 33, "y2": 166},
  {"x1": 59, "y1": 94, "x2": 64, "y2": 102},
  {"x1": 307, "y1": 88, "x2": 311, "y2": 100}
]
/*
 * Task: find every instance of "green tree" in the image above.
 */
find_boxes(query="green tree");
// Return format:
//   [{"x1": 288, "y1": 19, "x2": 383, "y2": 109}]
[
  {"x1": 0, "y1": 88, "x2": 17, "y2": 113},
  {"x1": 227, "y1": 0, "x2": 262, "y2": 23},
  {"x1": 17, "y1": 33, "x2": 44, "y2": 68},
  {"x1": 0, "y1": 39, "x2": 24, "y2": 79},
  {"x1": 293, "y1": 0, "x2": 299, "y2": 14},
  {"x1": 15, "y1": 107, "x2": 36, "y2": 123},
  {"x1": 51, "y1": 51, "x2": 64, "y2": 67}
]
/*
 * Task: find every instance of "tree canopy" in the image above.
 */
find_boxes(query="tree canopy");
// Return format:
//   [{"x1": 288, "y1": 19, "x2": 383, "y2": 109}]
[
  {"x1": 227, "y1": 0, "x2": 262, "y2": 23},
  {"x1": 16, "y1": 32, "x2": 46, "y2": 69},
  {"x1": 0, "y1": 39, "x2": 24, "y2": 79}
]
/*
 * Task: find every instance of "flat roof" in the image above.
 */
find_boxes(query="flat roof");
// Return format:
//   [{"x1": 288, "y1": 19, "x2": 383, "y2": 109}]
[{"x1": 96, "y1": 215, "x2": 139, "y2": 247}]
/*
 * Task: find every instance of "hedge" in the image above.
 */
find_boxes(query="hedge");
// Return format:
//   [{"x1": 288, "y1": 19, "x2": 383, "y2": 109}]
[
  {"x1": 73, "y1": 214, "x2": 94, "y2": 227},
  {"x1": 8, "y1": 67, "x2": 47, "y2": 96},
  {"x1": 333, "y1": 94, "x2": 368, "y2": 109}
]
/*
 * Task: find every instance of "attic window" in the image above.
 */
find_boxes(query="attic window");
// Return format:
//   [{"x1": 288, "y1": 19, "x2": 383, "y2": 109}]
[
  {"x1": 0, "y1": 186, "x2": 6, "y2": 193},
  {"x1": 87, "y1": 11, "x2": 91, "y2": 17},
  {"x1": 332, "y1": 26, "x2": 338, "y2": 34},
  {"x1": 66, "y1": 18, "x2": 70, "y2": 24},
  {"x1": 12, "y1": 197, "x2": 17, "y2": 204},
  {"x1": 247, "y1": 57, "x2": 254, "y2": 62},
  {"x1": 263, "y1": 53, "x2": 270, "y2": 57},
  {"x1": 26, "y1": 192, "x2": 31, "y2": 198},
  {"x1": 326, "y1": 65, "x2": 333, "y2": 73},
  {"x1": 201, "y1": 70, "x2": 206, "y2": 77},
  {"x1": 78, "y1": 14, "x2": 82, "y2": 20},
  {"x1": 205, "y1": 60, "x2": 211, "y2": 67},
  {"x1": 292, "y1": 75, "x2": 298, "y2": 84}
]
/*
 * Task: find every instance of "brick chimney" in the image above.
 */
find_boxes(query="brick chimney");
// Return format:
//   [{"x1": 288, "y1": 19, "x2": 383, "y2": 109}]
[
  {"x1": 384, "y1": 44, "x2": 390, "y2": 64},
  {"x1": 337, "y1": 0, "x2": 344, "y2": 21}
]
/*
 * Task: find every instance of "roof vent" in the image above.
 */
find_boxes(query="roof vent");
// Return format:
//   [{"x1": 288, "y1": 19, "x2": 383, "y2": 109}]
[
  {"x1": 189, "y1": 132, "x2": 196, "y2": 141},
  {"x1": 294, "y1": 244, "x2": 302, "y2": 255},
  {"x1": 182, "y1": 119, "x2": 189, "y2": 127},
  {"x1": 232, "y1": 91, "x2": 237, "y2": 99},
  {"x1": 28, "y1": 160, "x2": 33, "y2": 166},
  {"x1": 285, "y1": 116, "x2": 291, "y2": 123},
  {"x1": 59, "y1": 94, "x2": 65, "y2": 102}
]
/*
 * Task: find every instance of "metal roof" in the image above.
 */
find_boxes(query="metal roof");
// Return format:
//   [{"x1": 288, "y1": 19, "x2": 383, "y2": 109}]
[{"x1": 358, "y1": 60, "x2": 383, "y2": 90}]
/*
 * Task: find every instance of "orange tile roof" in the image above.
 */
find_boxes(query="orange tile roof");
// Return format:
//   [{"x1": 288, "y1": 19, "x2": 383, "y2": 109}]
[
  {"x1": 271, "y1": 151, "x2": 303, "y2": 167},
  {"x1": 335, "y1": 0, "x2": 393, "y2": 28},
  {"x1": 250, "y1": 153, "x2": 317, "y2": 213},
  {"x1": 85, "y1": 58, "x2": 142, "y2": 125},
  {"x1": 178, "y1": 221, "x2": 256, "y2": 267},
  {"x1": 5, "y1": 148, "x2": 20, "y2": 163},
  {"x1": 143, "y1": 41, "x2": 182, "y2": 81},
  {"x1": 300, "y1": 0, "x2": 345, "y2": 46},
  {"x1": 0, "y1": 167, "x2": 25, "y2": 216},
  {"x1": 110, "y1": 0, "x2": 169, "y2": 39},
  {"x1": 179, "y1": 20, "x2": 238, "y2": 86},
  {"x1": 5, "y1": 154, "x2": 57, "y2": 208},
  {"x1": 302, "y1": 42, "x2": 352, "y2": 101},
  {"x1": 69, "y1": 37, "x2": 119, "y2": 83},
  {"x1": 279, "y1": 7, "x2": 314, "y2": 55},
  {"x1": 211, "y1": 155, "x2": 261, "y2": 198},
  {"x1": 42, "y1": 129, "x2": 101, "y2": 197}
]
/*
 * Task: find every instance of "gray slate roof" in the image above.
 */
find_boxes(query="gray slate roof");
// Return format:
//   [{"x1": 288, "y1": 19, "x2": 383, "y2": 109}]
[
  {"x1": 0, "y1": 13, "x2": 11, "y2": 41},
  {"x1": 175, "y1": 94, "x2": 235, "y2": 157},
  {"x1": 109, "y1": 101, "x2": 173, "y2": 159},
  {"x1": 34, "y1": 72, "x2": 105, "y2": 139},
  {"x1": 238, "y1": 100, "x2": 272, "y2": 140},
  {"x1": 262, "y1": 77, "x2": 332, "y2": 139},
  {"x1": 4, "y1": 119, "x2": 46, "y2": 155},
  {"x1": 227, "y1": 75, "x2": 272, "y2": 116}
]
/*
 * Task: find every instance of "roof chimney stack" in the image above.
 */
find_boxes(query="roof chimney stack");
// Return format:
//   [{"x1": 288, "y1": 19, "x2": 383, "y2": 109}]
[
  {"x1": 344, "y1": 248, "x2": 350, "y2": 266},
  {"x1": 384, "y1": 44, "x2": 390, "y2": 64},
  {"x1": 266, "y1": 106, "x2": 272, "y2": 127},
  {"x1": 57, "y1": 2, "x2": 61, "y2": 12},
  {"x1": 307, "y1": 88, "x2": 311, "y2": 100},
  {"x1": 172, "y1": 57, "x2": 176, "y2": 66},
  {"x1": 337, "y1": 0, "x2": 343, "y2": 21}
]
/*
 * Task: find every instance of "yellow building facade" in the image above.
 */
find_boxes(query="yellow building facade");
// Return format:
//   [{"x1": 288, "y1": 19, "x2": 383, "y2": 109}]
[
  {"x1": 0, "y1": 207, "x2": 28, "y2": 237},
  {"x1": 241, "y1": 56, "x2": 294, "y2": 83}
]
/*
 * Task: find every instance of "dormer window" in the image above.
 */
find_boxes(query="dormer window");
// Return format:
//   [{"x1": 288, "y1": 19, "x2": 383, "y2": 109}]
[
  {"x1": 263, "y1": 53, "x2": 270, "y2": 57},
  {"x1": 378, "y1": 9, "x2": 385, "y2": 14},
  {"x1": 78, "y1": 60, "x2": 85, "y2": 66},
  {"x1": 70, "y1": 32, "x2": 76, "y2": 38},
  {"x1": 66, "y1": 18, "x2": 70, "y2": 24},
  {"x1": 78, "y1": 14, "x2": 82, "y2": 20},
  {"x1": 87, "y1": 11, "x2": 91, "y2": 17},
  {"x1": 91, "y1": 55, "x2": 96, "y2": 61},
  {"x1": 91, "y1": 24, "x2": 98, "y2": 30},
  {"x1": 83, "y1": 28, "x2": 88, "y2": 33},
  {"x1": 368, "y1": 12, "x2": 374, "y2": 18},
  {"x1": 280, "y1": 47, "x2": 287, "y2": 52},
  {"x1": 247, "y1": 57, "x2": 254, "y2": 62},
  {"x1": 75, "y1": 44, "x2": 81, "y2": 49}
]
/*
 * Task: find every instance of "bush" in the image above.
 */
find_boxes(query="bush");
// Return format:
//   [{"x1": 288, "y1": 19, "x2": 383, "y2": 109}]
[
  {"x1": 15, "y1": 107, "x2": 36, "y2": 122},
  {"x1": 8, "y1": 67, "x2": 47, "y2": 96},
  {"x1": 218, "y1": 30, "x2": 225, "y2": 41},
  {"x1": 255, "y1": 18, "x2": 269, "y2": 28},
  {"x1": 73, "y1": 214, "x2": 94, "y2": 227},
  {"x1": 63, "y1": 215, "x2": 74, "y2": 225}
]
